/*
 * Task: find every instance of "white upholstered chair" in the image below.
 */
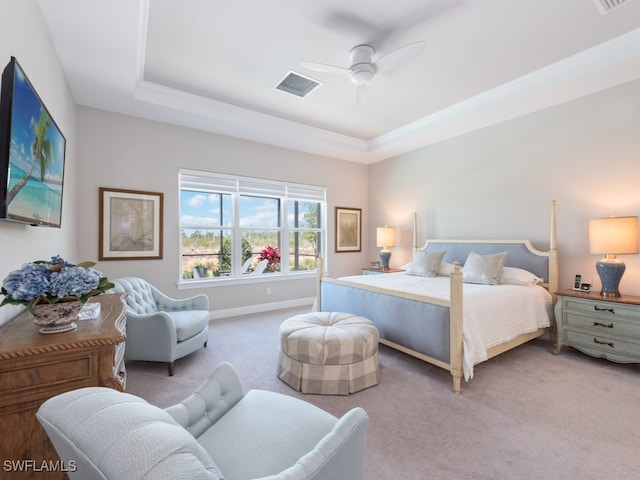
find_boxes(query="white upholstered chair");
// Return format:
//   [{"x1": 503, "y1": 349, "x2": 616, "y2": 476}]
[
  {"x1": 36, "y1": 362, "x2": 369, "y2": 480},
  {"x1": 111, "y1": 277, "x2": 210, "y2": 375}
]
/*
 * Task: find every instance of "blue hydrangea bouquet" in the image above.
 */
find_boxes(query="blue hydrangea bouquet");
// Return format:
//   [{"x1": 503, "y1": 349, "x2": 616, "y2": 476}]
[{"x1": 1, "y1": 255, "x2": 114, "y2": 312}]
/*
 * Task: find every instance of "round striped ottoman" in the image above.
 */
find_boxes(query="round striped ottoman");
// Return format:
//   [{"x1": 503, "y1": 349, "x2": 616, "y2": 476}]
[{"x1": 277, "y1": 311, "x2": 380, "y2": 395}]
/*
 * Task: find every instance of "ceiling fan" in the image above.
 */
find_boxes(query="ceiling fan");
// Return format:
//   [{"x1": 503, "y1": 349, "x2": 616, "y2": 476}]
[{"x1": 301, "y1": 41, "x2": 425, "y2": 103}]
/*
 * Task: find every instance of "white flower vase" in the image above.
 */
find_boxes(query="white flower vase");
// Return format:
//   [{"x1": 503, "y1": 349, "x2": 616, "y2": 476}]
[{"x1": 31, "y1": 300, "x2": 83, "y2": 334}]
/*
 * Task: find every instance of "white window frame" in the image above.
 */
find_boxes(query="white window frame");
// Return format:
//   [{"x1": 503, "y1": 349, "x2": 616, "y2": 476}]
[{"x1": 178, "y1": 169, "x2": 326, "y2": 287}]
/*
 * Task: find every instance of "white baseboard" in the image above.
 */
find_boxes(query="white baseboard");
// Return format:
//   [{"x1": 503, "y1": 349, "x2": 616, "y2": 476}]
[{"x1": 210, "y1": 297, "x2": 315, "y2": 320}]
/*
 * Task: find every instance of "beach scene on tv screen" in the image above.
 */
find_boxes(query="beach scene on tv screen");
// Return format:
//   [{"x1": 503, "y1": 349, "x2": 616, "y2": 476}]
[{"x1": 6, "y1": 65, "x2": 65, "y2": 226}]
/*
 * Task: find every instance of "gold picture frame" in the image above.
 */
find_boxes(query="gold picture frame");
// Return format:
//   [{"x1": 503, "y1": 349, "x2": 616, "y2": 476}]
[
  {"x1": 335, "y1": 207, "x2": 361, "y2": 253},
  {"x1": 99, "y1": 187, "x2": 163, "y2": 260}
]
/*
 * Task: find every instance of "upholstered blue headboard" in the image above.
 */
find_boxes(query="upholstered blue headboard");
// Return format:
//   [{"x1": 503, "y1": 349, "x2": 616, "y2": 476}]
[{"x1": 422, "y1": 240, "x2": 550, "y2": 283}]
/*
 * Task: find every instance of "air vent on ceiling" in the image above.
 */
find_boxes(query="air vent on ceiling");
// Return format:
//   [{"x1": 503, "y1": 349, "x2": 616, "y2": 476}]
[
  {"x1": 592, "y1": 0, "x2": 630, "y2": 14},
  {"x1": 274, "y1": 71, "x2": 321, "y2": 98}
]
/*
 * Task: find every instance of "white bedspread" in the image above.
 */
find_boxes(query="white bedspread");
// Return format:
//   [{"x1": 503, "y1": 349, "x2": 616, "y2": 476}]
[{"x1": 338, "y1": 273, "x2": 553, "y2": 381}]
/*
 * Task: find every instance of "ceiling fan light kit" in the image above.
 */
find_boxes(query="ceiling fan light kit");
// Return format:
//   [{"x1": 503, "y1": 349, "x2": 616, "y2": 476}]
[
  {"x1": 301, "y1": 41, "x2": 425, "y2": 102},
  {"x1": 348, "y1": 45, "x2": 375, "y2": 86},
  {"x1": 349, "y1": 66, "x2": 375, "y2": 85}
]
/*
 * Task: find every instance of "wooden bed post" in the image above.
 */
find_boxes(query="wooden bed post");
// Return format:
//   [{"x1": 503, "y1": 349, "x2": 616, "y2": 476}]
[
  {"x1": 413, "y1": 212, "x2": 418, "y2": 252},
  {"x1": 449, "y1": 261, "x2": 464, "y2": 394},
  {"x1": 316, "y1": 256, "x2": 324, "y2": 311},
  {"x1": 548, "y1": 200, "x2": 558, "y2": 295},
  {"x1": 548, "y1": 200, "x2": 559, "y2": 346}
]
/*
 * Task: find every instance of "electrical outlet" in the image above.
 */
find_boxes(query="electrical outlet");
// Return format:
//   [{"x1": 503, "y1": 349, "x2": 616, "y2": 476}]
[{"x1": 266, "y1": 287, "x2": 271, "y2": 295}]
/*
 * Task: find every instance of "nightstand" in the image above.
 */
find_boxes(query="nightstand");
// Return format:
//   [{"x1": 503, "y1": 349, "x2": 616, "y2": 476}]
[
  {"x1": 361, "y1": 267, "x2": 403, "y2": 275},
  {"x1": 554, "y1": 289, "x2": 640, "y2": 363}
]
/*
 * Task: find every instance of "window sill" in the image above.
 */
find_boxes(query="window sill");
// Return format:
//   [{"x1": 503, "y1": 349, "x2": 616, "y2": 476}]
[{"x1": 177, "y1": 271, "x2": 317, "y2": 290}]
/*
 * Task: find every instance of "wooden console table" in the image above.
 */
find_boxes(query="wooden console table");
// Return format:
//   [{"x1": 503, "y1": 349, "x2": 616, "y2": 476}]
[{"x1": 0, "y1": 293, "x2": 126, "y2": 480}]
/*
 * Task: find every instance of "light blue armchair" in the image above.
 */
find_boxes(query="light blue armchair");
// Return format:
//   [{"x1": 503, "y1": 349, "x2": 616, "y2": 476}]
[
  {"x1": 111, "y1": 277, "x2": 210, "y2": 375},
  {"x1": 37, "y1": 362, "x2": 369, "y2": 480}
]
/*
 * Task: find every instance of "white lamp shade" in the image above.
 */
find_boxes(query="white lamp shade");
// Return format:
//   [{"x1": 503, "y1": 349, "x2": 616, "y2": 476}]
[
  {"x1": 376, "y1": 226, "x2": 396, "y2": 248},
  {"x1": 589, "y1": 215, "x2": 639, "y2": 255}
]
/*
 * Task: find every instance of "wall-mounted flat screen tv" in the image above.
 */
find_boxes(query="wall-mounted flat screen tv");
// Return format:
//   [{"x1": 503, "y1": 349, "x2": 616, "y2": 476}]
[{"x1": 0, "y1": 56, "x2": 66, "y2": 228}]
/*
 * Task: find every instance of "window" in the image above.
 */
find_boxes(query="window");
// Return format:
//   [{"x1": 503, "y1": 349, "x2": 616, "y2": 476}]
[{"x1": 179, "y1": 169, "x2": 326, "y2": 281}]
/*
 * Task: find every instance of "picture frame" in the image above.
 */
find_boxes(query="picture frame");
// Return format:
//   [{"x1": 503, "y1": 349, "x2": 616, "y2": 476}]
[
  {"x1": 335, "y1": 207, "x2": 361, "y2": 253},
  {"x1": 99, "y1": 187, "x2": 163, "y2": 260}
]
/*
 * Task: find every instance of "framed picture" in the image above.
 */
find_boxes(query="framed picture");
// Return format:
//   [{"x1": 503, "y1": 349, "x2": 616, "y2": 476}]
[
  {"x1": 335, "y1": 207, "x2": 361, "y2": 253},
  {"x1": 99, "y1": 187, "x2": 163, "y2": 260}
]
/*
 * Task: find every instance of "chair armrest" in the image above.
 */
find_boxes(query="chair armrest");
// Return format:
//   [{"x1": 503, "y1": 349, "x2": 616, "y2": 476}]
[
  {"x1": 261, "y1": 407, "x2": 369, "y2": 480},
  {"x1": 125, "y1": 311, "x2": 178, "y2": 355},
  {"x1": 165, "y1": 362, "x2": 245, "y2": 438},
  {"x1": 151, "y1": 286, "x2": 210, "y2": 312}
]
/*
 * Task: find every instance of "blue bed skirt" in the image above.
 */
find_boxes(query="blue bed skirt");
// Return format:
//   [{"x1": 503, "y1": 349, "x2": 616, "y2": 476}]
[{"x1": 320, "y1": 281, "x2": 451, "y2": 364}]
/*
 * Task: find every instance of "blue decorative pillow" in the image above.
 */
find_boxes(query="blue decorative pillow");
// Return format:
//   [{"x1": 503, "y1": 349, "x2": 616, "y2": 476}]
[
  {"x1": 405, "y1": 250, "x2": 446, "y2": 277},
  {"x1": 462, "y1": 251, "x2": 507, "y2": 285}
]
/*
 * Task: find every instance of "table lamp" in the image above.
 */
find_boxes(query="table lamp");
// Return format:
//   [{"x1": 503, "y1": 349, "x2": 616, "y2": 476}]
[
  {"x1": 376, "y1": 226, "x2": 396, "y2": 270},
  {"x1": 588, "y1": 213, "x2": 639, "y2": 297}
]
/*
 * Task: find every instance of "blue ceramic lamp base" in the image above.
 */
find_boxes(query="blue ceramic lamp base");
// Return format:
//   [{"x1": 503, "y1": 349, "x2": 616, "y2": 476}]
[
  {"x1": 379, "y1": 250, "x2": 391, "y2": 270},
  {"x1": 596, "y1": 259, "x2": 626, "y2": 297}
]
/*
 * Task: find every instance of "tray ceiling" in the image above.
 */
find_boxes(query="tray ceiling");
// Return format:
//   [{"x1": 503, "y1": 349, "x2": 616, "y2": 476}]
[{"x1": 37, "y1": 0, "x2": 640, "y2": 163}]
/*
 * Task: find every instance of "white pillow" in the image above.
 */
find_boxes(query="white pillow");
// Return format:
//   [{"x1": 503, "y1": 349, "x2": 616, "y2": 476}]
[
  {"x1": 438, "y1": 262, "x2": 454, "y2": 277},
  {"x1": 462, "y1": 251, "x2": 507, "y2": 285},
  {"x1": 405, "y1": 250, "x2": 446, "y2": 277},
  {"x1": 500, "y1": 266, "x2": 543, "y2": 286}
]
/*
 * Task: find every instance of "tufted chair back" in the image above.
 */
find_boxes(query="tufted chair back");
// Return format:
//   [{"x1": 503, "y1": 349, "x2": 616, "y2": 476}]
[
  {"x1": 109, "y1": 276, "x2": 210, "y2": 376},
  {"x1": 37, "y1": 387, "x2": 223, "y2": 480},
  {"x1": 111, "y1": 277, "x2": 159, "y2": 315}
]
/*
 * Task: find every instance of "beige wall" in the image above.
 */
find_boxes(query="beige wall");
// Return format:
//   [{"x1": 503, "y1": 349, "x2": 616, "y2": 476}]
[
  {"x1": 75, "y1": 108, "x2": 369, "y2": 316},
  {"x1": 0, "y1": 1, "x2": 78, "y2": 326},
  {"x1": 368, "y1": 79, "x2": 640, "y2": 296}
]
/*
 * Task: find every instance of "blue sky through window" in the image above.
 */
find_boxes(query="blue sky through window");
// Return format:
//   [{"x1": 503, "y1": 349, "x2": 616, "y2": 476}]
[{"x1": 181, "y1": 190, "x2": 318, "y2": 229}]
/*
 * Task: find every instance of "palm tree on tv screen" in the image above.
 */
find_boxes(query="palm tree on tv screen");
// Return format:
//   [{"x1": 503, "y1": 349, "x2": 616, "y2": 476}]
[{"x1": 7, "y1": 109, "x2": 54, "y2": 204}]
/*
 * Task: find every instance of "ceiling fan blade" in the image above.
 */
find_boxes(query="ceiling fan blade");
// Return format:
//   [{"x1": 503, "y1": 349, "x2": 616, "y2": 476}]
[
  {"x1": 300, "y1": 62, "x2": 350, "y2": 75},
  {"x1": 374, "y1": 41, "x2": 425, "y2": 73},
  {"x1": 355, "y1": 82, "x2": 371, "y2": 104}
]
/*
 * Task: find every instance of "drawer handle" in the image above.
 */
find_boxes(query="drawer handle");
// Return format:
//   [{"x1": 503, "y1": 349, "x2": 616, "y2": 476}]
[
  {"x1": 593, "y1": 321, "x2": 614, "y2": 329},
  {"x1": 593, "y1": 338, "x2": 614, "y2": 348},
  {"x1": 594, "y1": 305, "x2": 615, "y2": 314}
]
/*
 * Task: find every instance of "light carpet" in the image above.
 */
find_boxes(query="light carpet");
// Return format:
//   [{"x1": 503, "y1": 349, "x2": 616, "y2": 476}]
[{"x1": 125, "y1": 307, "x2": 640, "y2": 480}]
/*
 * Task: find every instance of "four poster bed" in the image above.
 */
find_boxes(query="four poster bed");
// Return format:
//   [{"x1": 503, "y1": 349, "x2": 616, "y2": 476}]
[{"x1": 317, "y1": 201, "x2": 558, "y2": 393}]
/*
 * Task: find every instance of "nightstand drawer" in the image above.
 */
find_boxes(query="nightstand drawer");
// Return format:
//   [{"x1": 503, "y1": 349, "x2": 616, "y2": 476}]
[
  {"x1": 564, "y1": 328, "x2": 640, "y2": 358},
  {"x1": 563, "y1": 311, "x2": 640, "y2": 339},
  {"x1": 562, "y1": 297, "x2": 640, "y2": 321}
]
